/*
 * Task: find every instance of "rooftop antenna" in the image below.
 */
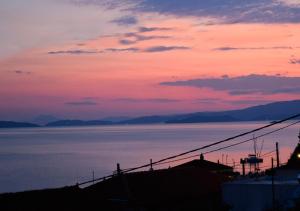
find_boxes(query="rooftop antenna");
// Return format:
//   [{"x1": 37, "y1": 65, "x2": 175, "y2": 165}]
[
  {"x1": 253, "y1": 134, "x2": 257, "y2": 157},
  {"x1": 232, "y1": 159, "x2": 235, "y2": 170},
  {"x1": 226, "y1": 154, "x2": 228, "y2": 165},
  {"x1": 240, "y1": 134, "x2": 263, "y2": 174},
  {"x1": 253, "y1": 135, "x2": 258, "y2": 172},
  {"x1": 258, "y1": 139, "x2": 265, "y2": 158}
]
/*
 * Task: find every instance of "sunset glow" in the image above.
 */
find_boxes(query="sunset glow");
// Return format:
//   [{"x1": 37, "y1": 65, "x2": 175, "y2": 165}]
[{"x1": 1, "y1": 0, "x2": 300, "y2": 121}]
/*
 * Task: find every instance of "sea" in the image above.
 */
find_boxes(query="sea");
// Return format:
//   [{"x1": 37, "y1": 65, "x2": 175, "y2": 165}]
[{"x1": 0, "y1": 122, "x2": 299, "y2": 193}]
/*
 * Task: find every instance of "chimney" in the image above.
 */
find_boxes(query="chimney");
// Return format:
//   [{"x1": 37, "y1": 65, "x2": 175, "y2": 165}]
[{"x1": 200, "y1": 154, "x2": 204, "y2": 160}]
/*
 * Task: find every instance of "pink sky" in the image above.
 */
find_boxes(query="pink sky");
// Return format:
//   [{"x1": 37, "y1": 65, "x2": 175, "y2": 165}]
[{"x1": 1, "y1": 2, "x2": 300, "y2": 121}]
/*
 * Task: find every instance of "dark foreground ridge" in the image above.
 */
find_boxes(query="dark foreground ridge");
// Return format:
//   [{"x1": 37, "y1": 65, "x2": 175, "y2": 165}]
[
  {"x1": 2, "y1": 147, "x2": 300, "y2": 211},
  {"x1": 0, "y1": 157, "x2": 236, "y2": 211}
]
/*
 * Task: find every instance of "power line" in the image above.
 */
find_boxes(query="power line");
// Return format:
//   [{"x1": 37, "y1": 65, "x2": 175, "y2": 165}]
[
  {"x1": 153, "y1": 154, "x2": 199, "y2": 166},
  {"x1": 202, "y1": 120, "x2": 300, "y2": 155},
  {"x1": 122, "y1": 114, "x2": 300, "y2": 174},
  {"x1": 260, "y1": 150, "x2": 276, "y2": 157},
  {"x1": 147, "y1": 120, "x2": 300, "y2": 168},
  {"x1": 78, "y1": 114, "x2": 300, "y2": 186}
]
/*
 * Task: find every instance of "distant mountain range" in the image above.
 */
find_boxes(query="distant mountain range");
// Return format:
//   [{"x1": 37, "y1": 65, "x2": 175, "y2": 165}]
[
  {"x1": 0, "y1": 121, "x2": 40, "y2": 128},
  {"x1": 117, "y1": 100, "x2": 300, "y2": 124},
  {"x1": 164, "y1": 100, "x2": 300, "y2": 124},
  {"x1": 46, "y1": 120, "x2": 112, "y2": 127},
  {"x1": 1, "y1": 100, "x2": 300, "y2": 128},
  {"x1": 31, "y1": 115, "x2": 59, "y2": 125}
]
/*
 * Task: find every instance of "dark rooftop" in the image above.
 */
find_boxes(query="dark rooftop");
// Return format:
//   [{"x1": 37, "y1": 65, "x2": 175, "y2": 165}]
[
  {"x1": 172, "y1": 155, "x2": 233, "y2": 172},
  {"x1": 0, "y1": 159, "x2": 235, "y2": 211},
  {"x1": 281, "y1": 131, "x2": 300, "y2": 170}
]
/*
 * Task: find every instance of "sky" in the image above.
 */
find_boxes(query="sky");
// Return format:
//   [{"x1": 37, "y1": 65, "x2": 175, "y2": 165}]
[{"x1": 1, "y1": 0, "x2": 300, "y2": 121}]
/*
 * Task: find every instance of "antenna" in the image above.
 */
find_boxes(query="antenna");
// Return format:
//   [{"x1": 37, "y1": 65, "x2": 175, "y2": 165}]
[
  {"x1": 226, "y1": 154, "x2": 228, "y2": 165},
  {"x1": 258, "y1": 139, "x2": 265, "y2": 157},
  {"x1": 253, "y1": 134, "x2": 257, "y2": 156},
  {"x1": 232, "y1": 159, "x2": 235, "y2": 169}
]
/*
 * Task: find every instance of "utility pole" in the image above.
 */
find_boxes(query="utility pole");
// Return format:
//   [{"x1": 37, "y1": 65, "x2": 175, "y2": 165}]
[
  {"x1": 276, "y1": 142, "x2": 280, "y2": 168},
  {"x1": 150, "y1": 159, "x2": 153, "y2": 171},
  {"x1": 271, "y1": 157, "x2": 276, "y2": 210},
  {"x1": 271, "y1": 157, "x2": 274, "y2": 170},
  {"x1": 240, "y1": 159, "x2": 246, "y2": 176},
  {"x1": 92, "y1": 170, "x2": 95, "y2": 184},
  {"x1": 117, "y1": 163, "x2": 121, "y2": 176}
]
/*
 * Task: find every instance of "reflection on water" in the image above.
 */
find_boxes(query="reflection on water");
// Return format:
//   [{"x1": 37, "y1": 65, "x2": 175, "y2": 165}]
[{"x1": 0, "y1": 122, "x2": 299, "y2": 193}]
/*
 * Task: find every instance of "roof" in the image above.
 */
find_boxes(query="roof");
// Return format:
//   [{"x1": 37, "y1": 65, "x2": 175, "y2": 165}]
[
  {"x1": 282, "y1": 131, "x2": 300, "y2": 169},
  {"x1": 172, "y1": 158, "x2": 233, "y2": 172},
  {"x1": 286, "y1": 145, "x2": 300, "y2": 168},
  {"x1": 224, "y1": 176, "x2": 299, "y2": 185},
  {"x1": 0, "y1": 167, "x2": 233, "y2": 210},
  {"x1": 85, "y1": 166, "x2": 232, "y2": 203}
]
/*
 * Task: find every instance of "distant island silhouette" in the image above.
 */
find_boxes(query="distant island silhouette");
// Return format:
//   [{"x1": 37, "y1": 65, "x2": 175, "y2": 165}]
[
  {"x1": 0, "y1": 121, "x2": 39, "y2": 128},
  {"x1": 1, "y1": 99, "x2": 299, "y2": 128}
]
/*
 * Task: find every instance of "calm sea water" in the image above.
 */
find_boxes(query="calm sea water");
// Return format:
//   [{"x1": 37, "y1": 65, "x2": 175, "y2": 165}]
[{"x1": 0, "y1": 122, "x2": 299, "y2": 193}]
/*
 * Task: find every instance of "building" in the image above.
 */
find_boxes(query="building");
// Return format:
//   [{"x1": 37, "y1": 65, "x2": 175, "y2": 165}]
[
  {"x1": 0, "y1": 156, "x2": 234, "y2": 211},
  {"x1": 222, "y1": 131, "x2": 300, "y2": 211},
  {"x1": 83, "y1": 155, "x2": 235, "y2": 210},
  {"x1": 173, "y1": 154, "x2": 234, "y2": 174}
]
